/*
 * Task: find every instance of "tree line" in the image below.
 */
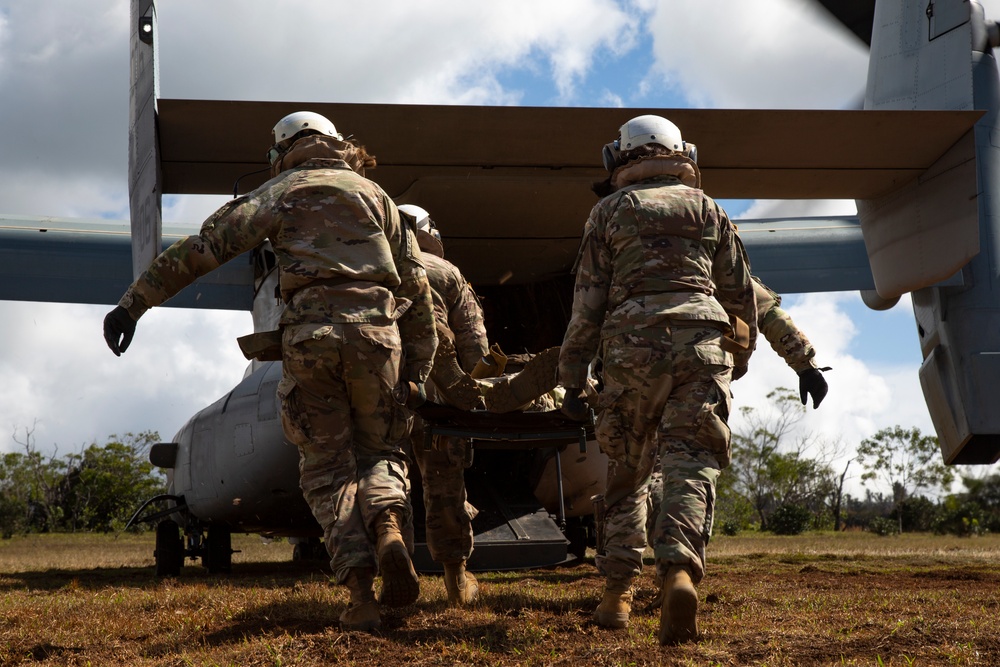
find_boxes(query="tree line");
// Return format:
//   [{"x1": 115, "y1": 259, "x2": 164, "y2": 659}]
[
  {"x1": 0, "y1": 428, "x2": 165, "y2": 537},
  {"x1": 2, "y1": 397, "x2": 997, "y2": 539},
  {"x1": 716, "y1": 389, "x2": 1000, "y2": 537}
]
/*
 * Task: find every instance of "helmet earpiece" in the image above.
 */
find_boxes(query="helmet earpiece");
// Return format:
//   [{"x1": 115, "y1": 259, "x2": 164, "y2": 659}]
[
  {"x1": 602, "y1": 141, "x2": 622, "y2": 173},
  {"x1": 683, "y1": 142, "x2": 698, "y2": 164}
]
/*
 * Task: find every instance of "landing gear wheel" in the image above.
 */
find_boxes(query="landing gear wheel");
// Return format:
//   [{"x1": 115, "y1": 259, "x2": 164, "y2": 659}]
[
  {"x1": 565, "y1": 517, "x2": 592, "y2": 561},
  {"x1": 154, "y1": 520, "x2": 184, "y2": 577},
  {"x1": 292, "y1": 538, "x2": 326, "y2": 562},
  {"x1": 203, "y1": 525, "x2": 233, "y2": 574}
]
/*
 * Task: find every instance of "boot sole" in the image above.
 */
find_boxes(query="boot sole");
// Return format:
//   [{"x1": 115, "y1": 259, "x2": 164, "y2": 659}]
[
  {"x1": 378, "y1": 542, "x2": 420, "y2": 607},
  {"x1": 340, "y1": 616, "x2": 382, "y2": 632},
  {"x1": 593, "y1": 609, "x2": 629, "y2": 629},
  {"x1": 659, "y1": 585, "x2": 698, "y2": 645}
]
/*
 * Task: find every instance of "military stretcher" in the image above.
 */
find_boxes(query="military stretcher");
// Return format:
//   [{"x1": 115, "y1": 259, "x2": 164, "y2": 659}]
[{"x1": 413, "y1": 402, "x2": 595, "y2": 570}]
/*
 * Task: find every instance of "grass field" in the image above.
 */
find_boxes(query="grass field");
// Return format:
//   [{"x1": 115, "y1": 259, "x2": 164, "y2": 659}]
[{"x1": 2, "y1": 531, "x2": 999, "y2": 666}]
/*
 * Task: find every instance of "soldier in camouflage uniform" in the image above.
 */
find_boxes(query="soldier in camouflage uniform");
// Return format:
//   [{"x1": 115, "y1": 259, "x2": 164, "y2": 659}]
[
  {"x1": 103, "y1": 111, "x2": 437, "y2": 632},
  {"x1": 646, "y1": 275, "x2": 829, "y2": 545},
  {"x1": 398, "y1": 204, "x2": 486, "y2": 607},
  {"x1": 558, "y1": 115, "x2": 757, "y2": 645}
]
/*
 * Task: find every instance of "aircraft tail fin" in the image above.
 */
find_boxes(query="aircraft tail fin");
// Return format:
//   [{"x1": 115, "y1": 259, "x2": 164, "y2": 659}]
[{"x1": 863, "y1": 0, "x2": 1000, "y2": 463}]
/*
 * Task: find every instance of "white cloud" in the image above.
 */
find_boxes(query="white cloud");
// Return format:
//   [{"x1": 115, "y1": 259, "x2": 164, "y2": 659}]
[
  {"x1": 639, "y1": 0, "x2": 869, "y2": 108},
  {"x1": 154, "y1": 0, "x2": 637, "y2": 105},
  {"x1": 0, "y1": 301, "x2": 250, "y2": 453},
  {"x1": 742, "y1": 198, "x2": 858, "y2": 219}
]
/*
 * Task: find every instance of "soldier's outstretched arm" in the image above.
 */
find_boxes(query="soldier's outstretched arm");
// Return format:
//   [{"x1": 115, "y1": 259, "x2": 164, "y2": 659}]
[
  {"x1": 752, "y1": 277, "x2": 829, "y2": 408},
  {"x1": 103, "y1": 195, "x2": 270, "y2": 355},
  {"x1": 753, "y1": 278, "x2": 818, "y2": 373}
]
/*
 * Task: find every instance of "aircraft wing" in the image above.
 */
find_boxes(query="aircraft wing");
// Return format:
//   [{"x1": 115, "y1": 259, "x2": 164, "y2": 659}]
[
  {"x1": 154, "y1": 100, "x2": 980, "y2": 289},
  {"x1": 737, "y1": 216, "x2": 874, "y2": 294},
  {"x1": 2, "y1": 103, "x2": 981, "y2": 306},
  {"x1": 0, "y1": 212, "x2": 886, "y2": 308},
  {"x1": 0, "y1": 216, "x2": 252, "y2": 309}
]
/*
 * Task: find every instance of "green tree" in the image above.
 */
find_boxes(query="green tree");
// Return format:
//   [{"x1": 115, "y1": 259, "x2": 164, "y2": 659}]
[
  {"x1": 958, "y1": 472, "x2": 1000, "y2": 532},
  {"x1": 855, "y1": 425, "x2": 954, "y2": 534},
  {"x1": 0, "y1": 425, "x2": 68, "y2": 534},
  {"x1": 59, "y1": 431, "x2": 165, "y2": 532},
  {"x1": 768, "y1": 502, "x2": 813, "y2": 535},
  {"x1": 728, "y1": 388, "x2": 840, "y2": 532}
]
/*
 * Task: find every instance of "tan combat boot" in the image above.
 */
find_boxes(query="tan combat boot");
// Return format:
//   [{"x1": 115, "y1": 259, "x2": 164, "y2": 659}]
[
  {"x1": 340, "y1": 567, "x2": 381, "y2": 631},
  {"x1": 376, "y1": 507, "x2": 421, "y2": 607},
  {"x1": 593, "y1": 578, "x2": 633, "y2": 629},
  {"x1": 442, "y1": 560, "x2": 480, "y2": 606},
  {"x1": 659, "y1": 565, "x2": 698, "y2": 645}
]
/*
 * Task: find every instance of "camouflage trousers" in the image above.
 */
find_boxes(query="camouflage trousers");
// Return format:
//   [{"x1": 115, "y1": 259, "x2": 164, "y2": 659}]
[
  {"x1": 278, "y1": 322, "x2": 413, "y2": 584},
  {"x1": 593, "y1": 325, "x2": 732, "y2": 586},
  {"x1": 410, "y1": 417, "x2": 478, "y2": 564}
]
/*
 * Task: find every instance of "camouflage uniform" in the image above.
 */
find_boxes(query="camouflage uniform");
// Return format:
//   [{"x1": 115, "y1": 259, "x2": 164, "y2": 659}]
[
  {"x1": 645, "y1": 276, "x2": 819, "y2": 542},
  {"x1": 558, "y1": 160, "x2": 757, "y2": 587},
  {"x1": 412, "y1": 251, "x2": 489, "y2": 564},
  {"x1": 117, "y1": 135, "x2": 437, "y2": 584},
  {"x1": 751, "y1": 277, "x2": 818, "y2": 373}
]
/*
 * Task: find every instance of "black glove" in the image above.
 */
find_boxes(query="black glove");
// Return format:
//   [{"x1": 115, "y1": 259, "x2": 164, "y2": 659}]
[
  {"x1": 798, "y1": 367, "x2": 830, "y2": 409},
  {"x1": 103, "y1": 306, "x2": 137, "y2": 357},
  {"x1": 560, "y1": 387, "x2": 590, "y2": 422},
  {"x1": 392, "y1": 380, "x2": 427, "y2": 409}
]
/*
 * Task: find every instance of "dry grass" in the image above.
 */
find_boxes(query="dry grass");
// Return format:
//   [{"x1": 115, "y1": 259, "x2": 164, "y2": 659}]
[{"x1": 2, "y1": 532, "x2": 999, "y2": 666}]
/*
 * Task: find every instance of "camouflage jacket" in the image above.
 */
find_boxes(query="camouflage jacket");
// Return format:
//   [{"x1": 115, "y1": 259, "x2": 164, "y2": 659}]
[
  {"x1": 119, "y1": 135, "x2": 438, "y2": 381},
  {"x1": 753, "y1": 277, "x2": 818, "y2": 373},
  {"x1": 424, "y1": 253, "x2": 489, "y2": 373},
  {"x1": 559, "y1": 172, "x2": 757, "y2": 388}
]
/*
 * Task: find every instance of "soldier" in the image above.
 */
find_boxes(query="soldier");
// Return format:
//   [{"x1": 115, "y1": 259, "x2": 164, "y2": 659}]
[
  {"x1": 558, "y1": 115, "x2": 757, "y2": 644},
  {"x1": 397, "y1": 203, "x2": 486, "y2": 607},
  {"x1": 102, "y1": 111, "x2": 437, "y2": 632},
  {"x1": 646, "y1": 275, "x2": 830, "y2": 549}
]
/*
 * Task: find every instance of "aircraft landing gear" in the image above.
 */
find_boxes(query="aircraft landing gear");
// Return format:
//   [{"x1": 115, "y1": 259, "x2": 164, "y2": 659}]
[
  {"x1": 564, "y1": 516, "x2": 594, "y2": 561},
  {"x1": 291, "y1": 537, "x2": 327, "y2": 562},
  {"x1": 154, "y1": 519, "x2": 184, "y2": 577},
  {"x1": 202, "y1": 525, "x2": 233, "y2": 574}
]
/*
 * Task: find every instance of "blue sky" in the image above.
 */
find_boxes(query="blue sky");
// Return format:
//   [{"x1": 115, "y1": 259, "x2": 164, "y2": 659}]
[{"x1": 0, "y1": 0, "x2": 995, "y2": 497}]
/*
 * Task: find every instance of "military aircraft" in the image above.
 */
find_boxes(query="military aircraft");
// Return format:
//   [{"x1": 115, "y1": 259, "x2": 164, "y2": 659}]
[{"x1": 3, "y1": 0, "x2": 998, "y2": 574}]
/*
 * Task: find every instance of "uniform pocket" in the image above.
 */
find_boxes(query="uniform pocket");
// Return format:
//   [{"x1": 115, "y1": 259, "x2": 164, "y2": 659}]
[
  {"x1": 693, "y1": 375, "x2": 733, "y2": 468},
  {"x1": 691, "y1": 338, "x2": 731, "y2": 370},
  {"x1": 594, "y1": 386, "x2": 626, "y2": 460},
  {"x1": 357, "y1": 324, "x2": 401, "y2": 351},
  {"x1": 286, "y1": 324, "x2": 334, "y2": 347},
  {"x1": 276, "y1": 376, "x2": 309, "y2": 447},
  {"x1": 387, "y1": 403, "x2": 413, "y2": 447}
]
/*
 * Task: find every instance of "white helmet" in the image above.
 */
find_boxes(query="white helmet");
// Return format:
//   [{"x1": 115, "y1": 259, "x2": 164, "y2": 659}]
[
  {"x1": 618, "y1": 114, "x2": 684, "y2": 152},
  {"x1": 271, "y1": 111, "x2": 342, "y2": 146},
  {"x1": 398, "y1": 204, "x2": 432, "y2": 233}
]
